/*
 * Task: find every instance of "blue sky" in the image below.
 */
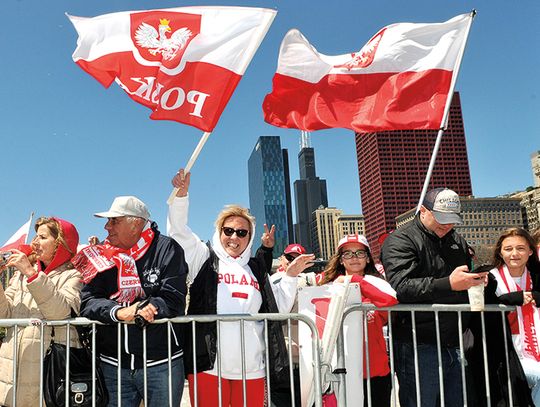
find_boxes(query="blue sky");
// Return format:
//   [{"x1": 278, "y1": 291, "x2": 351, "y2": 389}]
[{"x1": 0, "y1": 0, "x2": 539, "y2": 245}]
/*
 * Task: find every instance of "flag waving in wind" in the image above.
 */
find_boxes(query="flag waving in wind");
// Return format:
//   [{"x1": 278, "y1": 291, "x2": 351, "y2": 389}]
[
  {"x1": 263, "y1": 13, "x2": 472, "y2": 133},
  {"x1": 69, "y1": 6, "x2": 276, "y2": 132},
  {"x1": 0, "y1": 214, "x2": 33, "y2": 252}
]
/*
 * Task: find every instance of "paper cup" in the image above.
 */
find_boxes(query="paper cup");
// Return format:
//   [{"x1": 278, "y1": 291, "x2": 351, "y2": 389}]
[{"x1": 468, "y1": 284, "x2": 485, "y2": 311}]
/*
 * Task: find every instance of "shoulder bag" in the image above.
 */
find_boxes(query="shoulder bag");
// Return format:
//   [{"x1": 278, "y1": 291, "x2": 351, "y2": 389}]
[{"x1": 43, "y1": 317, "x2": 109, "y2": 407}]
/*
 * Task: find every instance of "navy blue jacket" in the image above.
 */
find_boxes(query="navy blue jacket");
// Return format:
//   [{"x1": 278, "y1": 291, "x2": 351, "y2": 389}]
[{"x1": 80, "y1": 222, "x2": 187, "y2": 369}]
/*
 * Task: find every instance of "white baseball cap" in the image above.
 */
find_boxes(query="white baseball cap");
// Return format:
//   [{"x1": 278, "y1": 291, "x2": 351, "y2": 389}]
[
  {"x1": 94, "y1": 196, "x2": 150, "y2": 220},
  {"x1": 337, "y1": 234, "x2": 370, "y2": 251},
  {"x1": 422, "y1": 188, "x2": 462, "y2": 225}
]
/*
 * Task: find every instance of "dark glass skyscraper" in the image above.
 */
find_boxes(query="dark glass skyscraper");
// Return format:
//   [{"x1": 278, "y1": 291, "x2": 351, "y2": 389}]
[
  {"x1": 248, "y1": 136, "x2": 292, "y2": 257},
  {"x1": 294, "y1": 139, "x2": 328, "y2": 253}
]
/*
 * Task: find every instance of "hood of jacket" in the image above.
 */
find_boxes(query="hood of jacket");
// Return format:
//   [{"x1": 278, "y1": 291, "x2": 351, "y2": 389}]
[
  {"x1": 211, "y1": 217, "x2": 256, "y2": 267},
  {"x1": 38, "y1": 217, "x2": 79, "y2": 274}
]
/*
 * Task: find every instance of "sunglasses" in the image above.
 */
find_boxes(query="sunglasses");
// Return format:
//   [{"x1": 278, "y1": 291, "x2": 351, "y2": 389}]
[
  {"x1": 221, "y1": 227, "x2": 249, "y2": 238},
  {"x1": 341, "y1": 250, "x2": 368, "y2": 259},
  {"x1": 284, "y1": 253, "x2": 298, "y2": 262}
]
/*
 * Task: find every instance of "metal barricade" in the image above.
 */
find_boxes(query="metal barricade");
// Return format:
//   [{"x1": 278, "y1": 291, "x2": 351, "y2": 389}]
[
  {"x1": 0, "y1": 304, "x2": 523, "y2": 407},
  {"x1": 333, "y1": 303, "x2": 518, "y2": 407},
  {"x1": 0, "y1": 313, "x2": 323, "y2": 407}
]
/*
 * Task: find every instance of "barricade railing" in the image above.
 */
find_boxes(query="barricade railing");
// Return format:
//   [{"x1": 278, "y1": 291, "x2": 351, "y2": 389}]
[
  {"x1": 334, "y1": 303, "x2": 518, "y2": 407},
  {"x1": 0, "y1": 313, "x2": 322, "y2": 407},
  {"x1": 0, "y1": 304, "x2": 520, "y2": 407}
]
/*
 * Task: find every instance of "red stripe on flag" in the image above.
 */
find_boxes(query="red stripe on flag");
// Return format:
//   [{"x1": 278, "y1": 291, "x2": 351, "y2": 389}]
[
  {"x1": 0, "y1": 237, "x2": 27, "y2": 253},
  {"x1": 263, "y1": 69, "x2": 452, "y2": 133},
  {"x1": 77, "y1": 56, "x2": 241, "y2": 132},
  {"x1": 232, "y1": 292, "x2": 248, "y2": 299}
]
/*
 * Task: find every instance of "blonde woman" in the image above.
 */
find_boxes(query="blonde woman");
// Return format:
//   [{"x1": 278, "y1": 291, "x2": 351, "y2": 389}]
[{"x1": 168, "y1": 169, "x2": 308, "y2": 407}]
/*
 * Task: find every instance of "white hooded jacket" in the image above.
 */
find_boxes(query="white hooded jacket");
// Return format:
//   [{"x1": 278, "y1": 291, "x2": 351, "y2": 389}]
[{"x1": 168, "y1": 195, "x2": 297, "y2": 379}]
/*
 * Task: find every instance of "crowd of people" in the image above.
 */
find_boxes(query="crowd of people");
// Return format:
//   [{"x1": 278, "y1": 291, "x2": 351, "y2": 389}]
[{"x1": 0, "y1": 175, "x2": 540, "y2": 407}]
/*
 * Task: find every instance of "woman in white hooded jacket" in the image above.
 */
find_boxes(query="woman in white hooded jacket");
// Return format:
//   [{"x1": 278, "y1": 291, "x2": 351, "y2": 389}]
[{"x1": 168, "y1": 169, "x2": 312, "y2": 407}]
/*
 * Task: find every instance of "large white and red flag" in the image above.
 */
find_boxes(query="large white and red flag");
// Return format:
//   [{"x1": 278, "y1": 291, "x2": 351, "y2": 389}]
[
  {"x1": 263, "y1": 13, "x2": 471, "y2": 133},
  {"x1": 0, "y1": 214, "x2": 33, "y2": 252},
  {"x1": 68, "y1": 6, "x2": 276, "y2": 132}
]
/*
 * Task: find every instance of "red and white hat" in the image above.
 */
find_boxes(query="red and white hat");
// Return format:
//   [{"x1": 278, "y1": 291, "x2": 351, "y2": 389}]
[
  {"x1": 337, "y1": 234, "x2": 370, "y2": 251},
  {"x1": 283, "y1": 243, "x2": 306, "y2": 255}
]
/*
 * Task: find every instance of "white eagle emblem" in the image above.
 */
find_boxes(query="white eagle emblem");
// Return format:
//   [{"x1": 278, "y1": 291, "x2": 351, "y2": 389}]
[
  {"x1": 334, "y1": 28, "x2": 385, "y2": 70},
  {"x1": 135, "y1": 18, "x2": 192, "y2": 61}
]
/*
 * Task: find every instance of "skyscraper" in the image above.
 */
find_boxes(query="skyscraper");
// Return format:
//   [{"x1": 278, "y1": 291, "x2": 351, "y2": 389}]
[
  {"x1": 248, "y1": 136, "x2": 292, "y2": 257},
  {"x1": 282, "y1": 149, "x2": 295, "y2": 244},
  {"x1": 531, "y1": 150, "x2": 540, "y2": 188},
  {"x1": 294, "y1": 132, "x2": 328, "y2": 252},
  {"x1": 356, "y1": 92, "x2": 473, "y2": 256}
]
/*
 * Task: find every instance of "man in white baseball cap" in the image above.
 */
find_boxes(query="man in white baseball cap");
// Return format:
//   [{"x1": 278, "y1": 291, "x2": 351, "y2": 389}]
[
  {"x1": 381, "y1": 187, "x2": 487, "y2": 407},
  {"x1": 93, "y1": 196, "x2": 150, "y2": 249},
  {"x1": 78, "y1": 195, "x2": 188, "y2": 406}
]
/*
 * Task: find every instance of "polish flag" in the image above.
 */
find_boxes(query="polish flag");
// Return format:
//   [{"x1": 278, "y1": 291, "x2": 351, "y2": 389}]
[
  {"x1": 263, "y1": 13, "x2": 472, "y2": 133},
  {"x1": 0, "y1": 214, "x2": 33, "y2": 252},
  {"x1": 68, "y1": 6, "x2": 276, "y2": 132}
]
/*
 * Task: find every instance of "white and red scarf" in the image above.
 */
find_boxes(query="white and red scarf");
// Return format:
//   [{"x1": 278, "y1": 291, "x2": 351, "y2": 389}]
[
  {"x1": 492, "y1": 265, "x2": 540, "y2": 362},
  {"x1": 73, "y1": 222, "x2": 154, "y2": 304}
]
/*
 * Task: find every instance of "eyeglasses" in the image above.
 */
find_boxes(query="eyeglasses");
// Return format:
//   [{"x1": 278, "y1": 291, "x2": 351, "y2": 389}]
[
  {"x1": 284, "y1": 253, "x2": 298, "y2": 262},
  {"x1": 341, "y1": 250, "x2": 368, "y2": 259},
  {"x1": 221, "y1": 227, "x2": 249, "y2": 238},
  {"x1": 107, "y1": 217, "x2": 126, "y2": 225}
]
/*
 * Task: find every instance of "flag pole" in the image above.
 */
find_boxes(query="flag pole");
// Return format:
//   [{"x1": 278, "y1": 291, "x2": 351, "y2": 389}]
[
  {"x1": 25, "y1": 212, "x2": 34, "y2": 244},
  {"x1": 415, "y1": 10, "x2": 476, "y2": 214},
  {"x1": 167, "y1": 131, "x2": 211, "y2": 205}
]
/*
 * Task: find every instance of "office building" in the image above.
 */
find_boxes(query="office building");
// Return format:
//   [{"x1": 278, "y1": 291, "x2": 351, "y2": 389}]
[
  {"x1": 311, "y1": 207, "x2": 342, "y2": 260},
  {"x1": 311, "y1": 209, "x2": 366, "y2": 260},
  {"x1": 248, "y1": 136, "x2": 292, "y2": 257},
  {"x1": 356, "y1": 92, "x2": 473, "y2": 256},
  {"x1": 532, "y1": 151, "x2": 540, "y2": 188},
  {"x1": 337, "y1": 214, "x2": 366, "y2": 238},
  {"x1": 511, "y1": 188, "x2": 540, "y2": 233}
]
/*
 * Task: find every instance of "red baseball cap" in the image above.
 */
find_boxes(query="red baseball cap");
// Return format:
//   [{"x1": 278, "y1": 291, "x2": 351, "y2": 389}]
[{"x1": 283, "y1": 244, "x2": 306, "y2": 255}]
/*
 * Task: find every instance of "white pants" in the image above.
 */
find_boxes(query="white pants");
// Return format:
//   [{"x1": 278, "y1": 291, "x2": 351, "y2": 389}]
[{"x1": 520, "y1": 357, "x2": 540, "y2": 406}]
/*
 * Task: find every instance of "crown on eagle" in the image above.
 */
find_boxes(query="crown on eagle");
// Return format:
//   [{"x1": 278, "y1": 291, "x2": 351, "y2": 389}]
[{"x1": 159, "y1": 18, "x2": 170, "y2": 26}]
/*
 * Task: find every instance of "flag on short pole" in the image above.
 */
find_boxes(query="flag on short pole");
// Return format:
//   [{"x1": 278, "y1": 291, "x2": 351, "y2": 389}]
[
  {"x1": 68, "y1": 6, "x2": 276, "y2": 132},
  {"x1": 0, "y1": 214, "x2": 33, "y2": 252},
  {"x1": 263, "y1": 13, "x2": 472, "y2": 133}
]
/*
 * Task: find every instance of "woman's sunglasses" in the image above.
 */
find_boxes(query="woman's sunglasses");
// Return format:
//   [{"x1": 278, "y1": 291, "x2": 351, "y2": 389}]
[
  {"x1": 284, "y1": 254, "x2": 298, "y2": 262},
  {"x1": 221, "y1": 227, "x2": 249, "y2": 238}
]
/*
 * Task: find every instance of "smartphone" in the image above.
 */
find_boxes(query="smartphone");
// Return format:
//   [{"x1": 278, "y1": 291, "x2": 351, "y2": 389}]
[{"x1": 470, "y1": 264, "x2": 493, "y2": 274}]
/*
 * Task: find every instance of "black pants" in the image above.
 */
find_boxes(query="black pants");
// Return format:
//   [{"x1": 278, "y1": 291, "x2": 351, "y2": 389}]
[
  {"x1": 269, "y1": 366, "x2": 301, "y2": 407},
  {"x1": 363, "y1": 374, "x2": 392, "y2": 407},
  {"x1": 270, "y1": 369, "x2": 391, "y2": 407}
]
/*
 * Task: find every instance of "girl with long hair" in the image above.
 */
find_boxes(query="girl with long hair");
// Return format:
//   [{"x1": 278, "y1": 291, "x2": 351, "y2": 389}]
[
  {"x1": 489, "y1": 228, "x2": 540, "y2": 406},
  {"x1": 319, "y1": 234, "x2": 397, "y2": 407}
]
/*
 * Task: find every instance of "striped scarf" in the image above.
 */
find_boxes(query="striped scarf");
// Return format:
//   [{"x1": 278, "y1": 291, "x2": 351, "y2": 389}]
[
  {"x1": 491, "y1": 265, "x2": 540, "y2": 362},
  {"x1": 73, "y1": 222, "x2": 154, "y2": 304}
]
